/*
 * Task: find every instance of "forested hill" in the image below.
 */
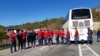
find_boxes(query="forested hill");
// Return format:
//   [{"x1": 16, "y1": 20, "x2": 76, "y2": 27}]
[
  {"x1": 6, "y1": 17, "x2": 66, "y2": 30},
  {"x1": 20, "y1": 17, "x2": 66, "y2": 30},
  {"x1": 92, "y1": 7, "x2": 100, "y2": 21}
]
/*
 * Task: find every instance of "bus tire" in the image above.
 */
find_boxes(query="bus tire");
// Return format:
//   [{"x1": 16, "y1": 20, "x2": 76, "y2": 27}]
[{"x1": 81, "y1": 39, "x2": 85, "y2": 44}]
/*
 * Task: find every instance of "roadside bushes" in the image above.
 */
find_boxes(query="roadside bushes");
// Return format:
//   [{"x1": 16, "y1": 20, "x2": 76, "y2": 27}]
[{"x1": 0, "y1": 32, "x2": 9, "y2": 43}]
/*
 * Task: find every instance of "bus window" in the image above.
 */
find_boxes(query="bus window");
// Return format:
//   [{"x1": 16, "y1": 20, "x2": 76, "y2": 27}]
[{"x1": 72, "y1": 9, "x2": 91, "y2": 19}]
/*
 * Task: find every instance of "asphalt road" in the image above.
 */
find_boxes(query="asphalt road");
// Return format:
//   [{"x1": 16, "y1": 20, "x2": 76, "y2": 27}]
[{"x1": 0, "y1": 35, "x2": 100, "y2": 56}]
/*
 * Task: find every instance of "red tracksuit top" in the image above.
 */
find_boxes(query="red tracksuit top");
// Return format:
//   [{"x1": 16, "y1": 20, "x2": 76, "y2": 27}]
[
  {"x1": 87, "y1": 30, "x2": 91, "y2": 37},
  {"x1": 60, "y1": 30, "x2": 64, "y2": 37},
  {"x1": 37, "y1": 30, "x2": 42, "y2": 38},
  {"x1": 22, "y1": 32, "x2": 27, "y2": 40},
  {"x1": 49, "y1": 31, "x2": 54, "y2": 38},
  {"x1": 55, "y1": 30, "x2": 60, "y2": 36},
  {"x1": 44, "y1": 31, "x2": 49, "y2": 38},
  {"x1": 66, "y1": 30, "x2": 70, "y2": 37},
  {"x1": 74, "y1": 29, "x2": 79, "y2": 37},
  {"x1": 9, "y1": 32, "x2": 16, "y2": 42}
]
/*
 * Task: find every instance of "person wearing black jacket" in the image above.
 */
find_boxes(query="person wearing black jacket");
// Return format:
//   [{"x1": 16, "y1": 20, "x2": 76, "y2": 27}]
[
  {"x1": 31, "y1": 30, "x2": 37, "y2": 47},
  {"x1": 97, "y1": 28, "x2": 100, "y2": 42},
  {"x1": 87, "y1": 27, "x2": 93, "y2": 45},
  {"x1": 27, "y1": 30, "x2": 37, "y2": 48},
  {"x1": 27, "y1": 31, "x2": 31, "y2": 48},
  {"x1": 17, "y1": 30, "x2": 23, "y2": 50}
]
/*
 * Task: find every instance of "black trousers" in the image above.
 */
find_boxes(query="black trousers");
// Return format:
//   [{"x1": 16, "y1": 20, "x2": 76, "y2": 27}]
[
  {"x1": 10, "y1": 40, "x2": 16, "y2": 53},
  {"x1": 18, "y1": 40, "x2": 23, "y2": 50}
]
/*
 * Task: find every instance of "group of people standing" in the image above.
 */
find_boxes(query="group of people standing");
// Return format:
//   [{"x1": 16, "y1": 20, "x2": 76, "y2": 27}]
[
  {"x1": 8, "y1": 30, "x2": 28, "y2": 53},
  {"x1": 7, "y1": 28, "x2": 71, "y2": 53},
  {"x1": 8, "y1": 27, "x2": 100, "y2": 53}
]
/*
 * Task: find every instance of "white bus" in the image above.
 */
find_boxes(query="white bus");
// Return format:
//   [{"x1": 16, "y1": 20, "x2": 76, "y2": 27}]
[{"x1": 62, "y1": 7, "x2": 93, "y2": 42}]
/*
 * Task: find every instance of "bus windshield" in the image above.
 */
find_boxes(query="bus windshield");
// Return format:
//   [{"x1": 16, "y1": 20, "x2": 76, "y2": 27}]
[{"x1": 72, "y1": 9, "x2": 91, "y2": 19}]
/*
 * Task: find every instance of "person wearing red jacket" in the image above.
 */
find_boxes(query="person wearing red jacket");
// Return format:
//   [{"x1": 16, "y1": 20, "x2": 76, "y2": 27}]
[
  {"x1": 41, "y1": 29, "x2": 45, "y2": 45},
  {"x1": 48, "y1": 29, "x2": 54, "y2": 45},
  {"x1": 21, "y1": 30, "x2": 27, "y2": 49},
  {"x1": 37, "y1": 29, "x2": 43, "y2": 46},
  {"x1": 59, "y1": 29, "x2": 65, "y2": 44},
  {"x1": 65, "y1": 28, "x2": 70, "y2": 44},
  {"x1": 44, "y1": 29, "x2": 49, "y2": 45},
  {"x1": 55, "y1": 29, "x2": 60, "y2": 44},
  {"x1": 8, "y1": 30, "x2": 17, "y2": 53},
  {"x1": 74, "y1": 28, "x2": 79, "y2": 45}
]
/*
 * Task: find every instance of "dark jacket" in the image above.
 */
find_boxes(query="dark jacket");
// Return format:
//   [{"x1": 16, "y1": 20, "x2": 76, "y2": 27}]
[
  {"x1": 27, "y1": 32, "x2": 36, "y2": 41},
  {"x1": 32, "y1": 32, "x2": 37, "y2": 41},
  {"x1": 87, "y1": 29, "x2": 93, "y2": 37},
  {"x1": 17, "y1": 33, "x2": 22, "y2": 42},
  {"x1": 97, "y1": 30, "x2": 100, "y2": 36}
]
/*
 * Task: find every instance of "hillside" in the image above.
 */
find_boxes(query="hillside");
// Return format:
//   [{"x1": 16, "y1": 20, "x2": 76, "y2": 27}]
[
  {"x1": 6, "y1": 17, "x2": 66, "y2": 30},
  {"x1": 20, "y1": 17, "x2": 66, "y2": 30},
  {"x1": 92, "y1": 6, "x2": 100, "y2": 21}
]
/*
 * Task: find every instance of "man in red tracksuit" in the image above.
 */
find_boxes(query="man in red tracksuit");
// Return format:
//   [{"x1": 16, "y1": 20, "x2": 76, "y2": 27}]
[
  {"x1": 66, "y1": 28, "x2": 70, "y2": 44},
  {"x1": 8, "y1": 30, "x2": 17, "y2": 53},
  {"x1": 41, "y1": 29, "x2": 45, "y2": 45},
  {"x1": 22, "y1": 30, "x2": 27, "y2": 49},
  {"x1": 37, "y1": 29, "x2": 43, "y2": 46},
  {"x1": 55, "y1": 29, "x2": 60, "y2": 44},
  {"x1": 59, "y1": 29, "x2": 65, "y2": 44},
  {"x1": 48, "y1": 29, "x2": 54, "y2": 45},
  {"x1": 74, "y1": 28, "x2": 79, "y2": 45},
  {"x1": 44, "y1": 29, "x2": 49, "y2": 45}
]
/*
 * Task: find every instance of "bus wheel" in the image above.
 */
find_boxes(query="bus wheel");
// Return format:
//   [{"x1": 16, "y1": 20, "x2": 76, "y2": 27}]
[{"x1": 81, "y1": 39, "x2": 85, "y2": 44}]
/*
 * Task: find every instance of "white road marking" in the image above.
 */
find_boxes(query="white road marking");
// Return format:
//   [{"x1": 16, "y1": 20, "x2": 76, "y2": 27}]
[
  {"x1": 40, "y1": 46, "x2": 48, "y2": 50},
  {"x1": 78, "y1": 44, "x2": 83, "y2": 56},
  {"x1": 85, "y1": 44, "x2": 99, "y2": 56},
  {"x1": 79, "y1": 44, "x2": 100, "y2": 56}
]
